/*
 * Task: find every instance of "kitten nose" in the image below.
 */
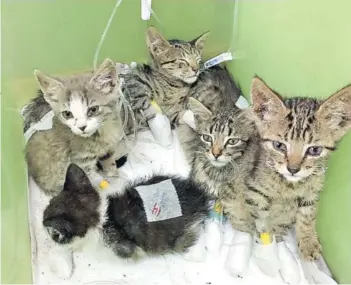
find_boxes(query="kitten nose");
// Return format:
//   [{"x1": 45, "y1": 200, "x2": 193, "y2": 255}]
[
  {"x1": 212, "y1": 150, "x2": 222, "y2": 159},
  {"x1": 79, "y1": 125, "x2": 87, "y2": 131},
  {"x1": 287, "y1": 166, "x2": 300, "y2": 175}
]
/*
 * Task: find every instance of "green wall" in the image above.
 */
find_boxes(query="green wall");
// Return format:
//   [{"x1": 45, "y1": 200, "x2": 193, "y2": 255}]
[{"x1": 2, "y1": 0, "x2": 350, "y2": 283}]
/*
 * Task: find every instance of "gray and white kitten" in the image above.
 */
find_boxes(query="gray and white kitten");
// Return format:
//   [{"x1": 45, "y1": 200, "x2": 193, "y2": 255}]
[
  {"x1": 43, "y1": 164, "x2": 210, "y2": 260},
  {"x1": 25, "y1": 59, "x2": 125, "y2": 196}
]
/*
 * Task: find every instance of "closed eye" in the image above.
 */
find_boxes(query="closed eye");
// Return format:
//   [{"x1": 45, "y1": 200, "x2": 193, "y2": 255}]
[{"x1": 177, "y1": 59, "x2": 189, "y2": 68}]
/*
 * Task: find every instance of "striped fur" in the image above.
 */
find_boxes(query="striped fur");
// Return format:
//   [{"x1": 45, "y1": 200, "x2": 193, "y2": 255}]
[
  {"x1": 25, "y1": 59, "x2": 126, "y2": 196},
  {"x1": 177, "y1": 98, "x2": 260, "y2": 234},
  {"x1": 120, "y1": 27, "x2": 209, "y2": 130},
  {"x1": 246, "y1": 77, "x2": 351, "y2": 260}
]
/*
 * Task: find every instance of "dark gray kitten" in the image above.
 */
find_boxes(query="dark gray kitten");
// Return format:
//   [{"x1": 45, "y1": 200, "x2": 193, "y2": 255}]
[{"x1": 43, "y1": 164, "x2": 211, "y2": 259}]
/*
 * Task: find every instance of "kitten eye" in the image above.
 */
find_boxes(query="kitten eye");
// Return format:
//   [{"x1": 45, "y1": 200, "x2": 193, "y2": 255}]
[
  {"x1": 201, "y1": 134, "x2": 212, "y2": 143},
  {"x1": 227, "y1": 138, "x2": 240, "y2": 146},
  {"x1": 178, "y1": 62, "x2": 187, "y2": 68},
  {"x1": 61, "y1": 111, "x2": 73, "y2": 119},
  {"x1": 87, "y1": 106, "x2": 99, "y2": 117},
  {"x1": 306, "y1": 146, "x2": 323, "y2": 156},
  {"x1": 272, "y1": 140, "x2": 287, "y2": 152}
]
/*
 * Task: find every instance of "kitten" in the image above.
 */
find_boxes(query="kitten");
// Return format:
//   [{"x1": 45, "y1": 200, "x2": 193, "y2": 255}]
[
  {"x1": 179, "y1": 97, "x2": 259, "y2": 234},
  {"x1": 25, "y1": 59, "x2": 125, "y2": 196},
  {"x1": 120, "y1": 26, "x2": 209, "y2": 129},
  {"x1": 246, "y1": 77, "x2": 351, "y2": 261},
  {"x1": 43, "y1": 164, "x2": 211, "y2": 260}
]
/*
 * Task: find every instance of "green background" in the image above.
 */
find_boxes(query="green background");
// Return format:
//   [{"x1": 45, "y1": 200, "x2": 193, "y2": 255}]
[{"x1": 1, "y1": 0, "x2": 350, "y2": 283}]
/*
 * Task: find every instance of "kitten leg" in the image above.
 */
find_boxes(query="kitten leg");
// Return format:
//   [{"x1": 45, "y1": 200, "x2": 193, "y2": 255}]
[
  {"x1": 253, "y1": 234, "x2": 280, "y2": 278},
  {"x1": 47, "y1": 244, "x2": 74, "y2": 279},
  {"x1": 204, "y1": 215, "x2": 224, "y2": 254},
  {"x1": 99, "y1": 152, "x2": 120, "y2": 177},
  {"x1": 277, "y1": 241, "x2": 301, "y2": 284},
  {"x1": 224, "y1": 230, "x2": 253, "y2": 279},
  {"x1": 183, "y1": 224, "x2": 207, "y2": 262},
  {"x1": 296, "y1": 200, "x2": 322, "y2": 261}
]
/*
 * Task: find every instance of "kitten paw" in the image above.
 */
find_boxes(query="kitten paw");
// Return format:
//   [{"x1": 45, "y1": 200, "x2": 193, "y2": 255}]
[
  {"x1": 224, "y1": 231, "x2": 253, "y2": 279},
  {"x1": 48, "y1": 247, "x2": 74, "y2": 279},
  {"x1": 204, "y1": 221, "x2": 223, "y2": 254},
  {"x1": 277, "y1": 242, "x2": 301, "y2": 284},
  {"x1": 183, "y1": 244, "x2": 207, "y2": 262},
  {"x1": 183, "y1": 232, "x2": 207, "y2": 262},
  {"x1": 298, "y1": 237, "x2": 322, "y2": 261},
  {"x1": 254, "y1": 237, "x2": 280, "y2": 277}
]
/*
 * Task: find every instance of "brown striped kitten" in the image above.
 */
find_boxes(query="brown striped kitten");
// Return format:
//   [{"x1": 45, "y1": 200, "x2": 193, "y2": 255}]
[
  {"x1": 25, "y1": 59, "x2": 125, "y2": 196},
  {"x1": 179, "y1": 97, "x2": 259, "y2": 234},
  {"x1": 246, "y1": 77, "x2": 351, "y2": 260},
  {"x1": 121, "y1": 26, "x2": 209, "y2": 130}
]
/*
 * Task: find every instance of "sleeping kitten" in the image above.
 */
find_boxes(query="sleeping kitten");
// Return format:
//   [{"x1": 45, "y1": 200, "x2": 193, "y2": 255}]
[
  {"x1": 120, "y1": 26, "x2": 209, "y2": 129},
  {"x1": 123, "y1": 27, "x2": 242, "y2": 132},
  {"x1": 247, "y1": 77, "x2": 351, "y2": 261},
  {"x1": 25, "y1": 59, "x2": 125, "y2": 196},
  {"x1": 43, "y1": 164, "x2": 210, "y2": 261}
]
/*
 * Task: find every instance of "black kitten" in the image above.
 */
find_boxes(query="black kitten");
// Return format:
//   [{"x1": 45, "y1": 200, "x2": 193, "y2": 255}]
[{"x1": 43, "y1": 164, "x2": 211, "y2": 259}]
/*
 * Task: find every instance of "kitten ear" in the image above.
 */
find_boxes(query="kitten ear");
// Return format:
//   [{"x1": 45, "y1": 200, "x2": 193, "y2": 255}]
[
  {"x1": 43, "y1": 215, "x2": 76, "y2": 244},
  {"x1": 146, "y1": 26, "x2": 170, "y2": 56},
  {"x1": 63, "y1": 164, "x2": 93, "y2": 192},
  {"x1": 187, "y1": 97, "x2": 212, "y2": 122},
  {"x1": 250, "y1": 76, "x2": 288, "y2": 122},
  {"x1": 316, "y1": 84, "x2": 351, "y2": 140},
  {"x1": 191, "y1": 31, "x2": 210, "y2": 52},
  {"x1": 89, "y1": 58, "x2": 118, "y2": 94},
  {"x1": 34, "y1": 70, "x2": 64, "y2": 104}
]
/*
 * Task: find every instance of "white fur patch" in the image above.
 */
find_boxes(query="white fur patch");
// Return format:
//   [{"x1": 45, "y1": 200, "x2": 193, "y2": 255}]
[{"x1": 135, "y1": 179, "x2": 182, "y2": 222}]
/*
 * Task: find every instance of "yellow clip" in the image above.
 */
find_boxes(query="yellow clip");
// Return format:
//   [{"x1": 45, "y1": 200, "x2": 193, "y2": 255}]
[
  {"x1": 214, "y1": 201, "x2": 223, "y2": 213},
  {"x1": 99, "y1": 179, "x2": 109, "y2": 191},
  {"x1": 150, "y1": 100, "x2": 162, "y2": 114},
  {"x1": 260, "y1": 232, "x2": 271, "y2": 245}
]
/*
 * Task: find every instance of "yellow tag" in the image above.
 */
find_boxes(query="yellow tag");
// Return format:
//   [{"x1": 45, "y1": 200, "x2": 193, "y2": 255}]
[
  {"x1": 214, "y1": 201, "x2": 223, "y2": 213},
  {"x1": 260, "y1": 232, "x2": 271, "y2": 245},
  {"x1": 99, "y1": 180, "x2": 109, "y2": 190},
  {"x1": 150, "y1": 100, "x2": 162, "y2": 113}
]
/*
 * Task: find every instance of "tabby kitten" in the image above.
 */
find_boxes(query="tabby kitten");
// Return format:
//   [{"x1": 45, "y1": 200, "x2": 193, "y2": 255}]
[
  {"x1": 179, "y1": 97, "x2": 259, "y2": 234},
  {"x1": 25, "y1": 59, "x2": 125, "y2": 196},
  {"x1": 43, "y1": 164, "x2": 211, "y2": 259},
  {"x1": 121, "y1": 26, "x2": 209, "y2": 129},
  {"x1": 246, "y1": 77, "x2": 351, "y2": 261},
  {"x1": 189, "y1": 65, "x2": 241, "y2": 114}
]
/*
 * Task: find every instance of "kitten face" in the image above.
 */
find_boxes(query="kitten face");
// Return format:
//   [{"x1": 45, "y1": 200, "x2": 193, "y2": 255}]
[
  {"x1": 34, "y1": 58, "x2": 120, "y2": 137},
  {"x1": 43, "y1": 164, "x2": 101, "y2": 244},
  {"x1": 146, "y1": 27, "x2": 209, "y2": 84},
  {"x1": 251, "y1": 77, "x2": 351, "y2": 182},
  {"x1": 187, "y1": 98, "x2": 253, "y2": 167}
]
